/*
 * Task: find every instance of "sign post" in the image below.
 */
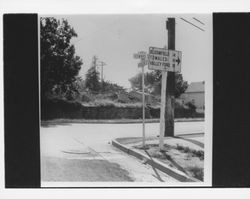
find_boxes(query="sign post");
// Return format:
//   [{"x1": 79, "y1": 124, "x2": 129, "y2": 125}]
[
  {"x1": 133, "y1": 51, "x2": 147, "y2": 148},
  {"x1": 159, "y1": 71, "x2": 167, "y2": 149},
  {"x1": 148, "y1": 46, "x2": 181, "y2": 150},
  {"x1": 141, "y1": 63, "x2": 145, "y2": 148}
]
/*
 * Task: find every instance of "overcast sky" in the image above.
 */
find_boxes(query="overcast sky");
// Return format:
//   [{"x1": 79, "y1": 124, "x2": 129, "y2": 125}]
[{"x1": 42, "y1": 14, "x2": 212, "y2": 89}]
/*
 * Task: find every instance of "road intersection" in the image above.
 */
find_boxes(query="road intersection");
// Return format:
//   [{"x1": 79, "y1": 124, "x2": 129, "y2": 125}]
[{"x1": 40, "y1": 121, "x2": 204, "y2": 185}]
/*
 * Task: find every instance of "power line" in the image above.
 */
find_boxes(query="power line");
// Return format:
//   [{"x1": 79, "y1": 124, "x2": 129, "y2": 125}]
[
  {"x1": 193, "y1": 17, "x2": 205, "y2": 25},
  {"x1": 180, "y1": 17, "x2": 205, "y2": 32}
]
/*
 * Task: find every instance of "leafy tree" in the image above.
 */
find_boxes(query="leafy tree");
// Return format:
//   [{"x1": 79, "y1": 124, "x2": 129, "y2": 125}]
[
  {"x1": 186, "y1": 101, "x2": 197, "y2": 111},
  {"x1": 175, "y1": 73, "x2": 188, "y2": 98},
  {"x1": 102, "y1": 81, "x2": 126, "y2": 93},
  {"x1": 129, "y1": 71, "x2": 158, "y2": 93},
  {"x1": 40, "y1": 17, "x2": 83, "y2": 99},
  {"x1": 85, "y1": 65, "x2": 101, "y2": 92},
  {"x1": 76, "y1": 76, "x2": 86, "y2": 92},
  {"x1": 129, "y1": 71, "x2": 188, "y2": 98}
]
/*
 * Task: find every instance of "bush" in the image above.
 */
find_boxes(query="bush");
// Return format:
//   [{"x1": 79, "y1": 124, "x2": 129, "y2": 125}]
[
  {"x1": 187, "y1": 166, "x2": 204, "y2": 181},
  {"x1": 108, "y1": 93, "x2": 118, "y2": 100},
  {"x1": 81, "y1": 93, "x2": 91, "y2": 102},
  {"x1": 41, "y1": 98, "x2": 204, "y2": 120},
  {"x1": 41, "y1": 98, "x2": 83, "y2": 120},
  {"x1": 148, "y1": 105, "x2": 204, "y2": 118},
  {"x1": 41, "y1": 98, "x2": 152, "y2": 120},
  {"x1": 185, "y1": 102, "x2": 196, "y2": 111},
  {"x1": 176, "y1": 144, "x2": 204, "y2": 160}
]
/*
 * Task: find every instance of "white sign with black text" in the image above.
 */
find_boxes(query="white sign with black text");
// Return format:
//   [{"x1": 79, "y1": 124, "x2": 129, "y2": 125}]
[
  {"x1": 148, "y1": 47, "x2": 182, "y2": 72},
  {"x1": 133, "y1": 51, "x2": 147, "y2": 67}
]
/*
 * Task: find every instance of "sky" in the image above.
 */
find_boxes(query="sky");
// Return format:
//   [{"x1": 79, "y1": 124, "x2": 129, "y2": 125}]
[{"x1": 43, "y1": 14, "x2": 212, "y2": 89}]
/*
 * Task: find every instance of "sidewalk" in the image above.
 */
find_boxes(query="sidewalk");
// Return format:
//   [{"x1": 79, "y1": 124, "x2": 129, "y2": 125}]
[{"x1": 112, "y1": 134, "x2": 204, "y2": 182}]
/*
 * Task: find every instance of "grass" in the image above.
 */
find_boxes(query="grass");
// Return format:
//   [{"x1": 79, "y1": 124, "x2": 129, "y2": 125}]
[
  {"x1": 186, "y1": 166, "x2": 204, "y2": 181},
  {"x1": 176, "y1": 144, "x2": 204, "y2": 160},
  {"x1": 134, "y1": 142, "x2": 204, "y2": 181}
]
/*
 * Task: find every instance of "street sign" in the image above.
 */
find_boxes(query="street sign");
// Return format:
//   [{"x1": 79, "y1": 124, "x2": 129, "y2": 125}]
[
  {"x1": 148, "y1": 47, "x2": 182, "y2": 72},
  {"x1": 134, "y1": 51, "x2": 147, "y2": 68},
  {"x1": 133, "y1": 51, "x2": 147, "y2": 59}
]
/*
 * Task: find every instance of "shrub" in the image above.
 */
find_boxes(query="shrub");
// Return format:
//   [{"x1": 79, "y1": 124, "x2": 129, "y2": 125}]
[
  {"x1": 185, "y1": 101, "x2": 196, "y2": 111},
  {"x1": 81, "y1": 93, "x2": 91, "y2": 102},
  {"x1": 187, "y1": 166, "x2": 204, "y2": 181},
  {"x1": 176, "y1": 144, "x2": 204, "y2": 160},
  {"x1": 41, "y1": 97, "x2": 83, "y2": 120},
  {"x1": 148, "y1": 105, "x2": 204, "y2": 119},
  {"x1": 41, "y1": 97, "x2": 204, "y2": 120},
  {"x1": 95, "y1": 100, "x2": 116, "y2": 108},
  {"x1": 108, "y1": 93, "x2": 118, "y2": 100}
]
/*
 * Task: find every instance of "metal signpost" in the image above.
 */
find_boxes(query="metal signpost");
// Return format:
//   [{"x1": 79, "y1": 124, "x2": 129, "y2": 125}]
[
  {"x1": 148, "y1": 46, "x2": 182, "y2": 150},
  {"x1": 133, "y1": 51, "x2": 147, "y2": 148}
]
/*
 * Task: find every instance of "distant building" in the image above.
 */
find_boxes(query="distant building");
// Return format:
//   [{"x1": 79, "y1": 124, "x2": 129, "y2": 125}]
[{"x1": 180, "y1": 81, "x2": 205, "y2": 113}]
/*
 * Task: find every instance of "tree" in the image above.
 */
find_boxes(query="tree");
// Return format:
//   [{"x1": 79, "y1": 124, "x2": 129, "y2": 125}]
[
  {"x1": 129, "y1": 71, "x2": 188, "y2": 98},
  {"x1": 85, "y1": 56, "x2": 101, "y2": 92},
  {"x1": 102, "y1": 81, "x2": 126, "y2": 93},
  {"x1": 129, "y1": 71, "x2": 159, "y2": 93},
  {"x1": 186, "y1": 101, "x2": 196, "y2": 111},
  {"x1": 40, "y1": 17, "x2": 83, "y2": 99},
  {"x1": 174, "y1": 73, "x2": 188, "y2": 98}
]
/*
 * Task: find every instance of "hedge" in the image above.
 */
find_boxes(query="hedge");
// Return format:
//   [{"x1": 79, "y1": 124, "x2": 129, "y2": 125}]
[{"x1": 41, "y1": 98, "x2": 204, "y2": 120}]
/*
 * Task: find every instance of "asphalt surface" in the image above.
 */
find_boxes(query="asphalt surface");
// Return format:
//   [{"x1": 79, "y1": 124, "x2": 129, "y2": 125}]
[{"x1": 40, "y1": 121, "x2": 204, "y2": 185}]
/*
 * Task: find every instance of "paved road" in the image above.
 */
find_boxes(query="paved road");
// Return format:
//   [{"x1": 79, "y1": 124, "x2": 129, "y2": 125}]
[{"x1": 40, "y1": 121, "x2": 204, "y2": 185}]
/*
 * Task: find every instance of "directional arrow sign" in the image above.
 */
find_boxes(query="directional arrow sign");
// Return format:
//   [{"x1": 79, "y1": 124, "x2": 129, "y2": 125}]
[
  {"x1": 168, "y1": 50, "x2": 182, "y2": 72},
  {"x1": 148, "y1": 47, "x2": 182, "y2": 72},
  {"x1": 176, "y1": 57, "x2": 181, "y2": 65}
]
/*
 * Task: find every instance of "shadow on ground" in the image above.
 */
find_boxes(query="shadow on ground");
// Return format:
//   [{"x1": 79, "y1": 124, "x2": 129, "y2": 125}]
[
  {"x1": 144, "y1": 150, "x2": 188, "y2": 177},
  {"x1": 41, "y1": 121, "x2": 73, "y2": 128},
  {"x1": 41, "y1": 156, "x2": 134, "y2": 182}
]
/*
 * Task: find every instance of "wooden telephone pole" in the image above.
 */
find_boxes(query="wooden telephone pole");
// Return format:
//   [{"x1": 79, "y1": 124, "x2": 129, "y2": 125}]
[
  {"x1": 165, "y1": 18, "x2": 175, "y2": 137},
  {"x1": 99, "y1": 61, "x2": 106, "y2": 83}
]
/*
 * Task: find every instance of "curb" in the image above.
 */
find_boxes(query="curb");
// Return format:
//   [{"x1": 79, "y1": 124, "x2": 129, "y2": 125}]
[
  {"x1": 175, "y1": 118, "x2": 204, "y2": 122},
  {"x1": 112, "y1": 139, "x2": 200, "y2": 182},
  {"x1": 41, "y1": 118, "x2": 204, "y2": 125}
]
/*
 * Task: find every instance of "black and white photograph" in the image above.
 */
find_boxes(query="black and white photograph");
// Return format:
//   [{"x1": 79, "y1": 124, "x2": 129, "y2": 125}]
[
  {"x1": 39, "y1": 14, "x2": 212, "y2": 187},
  {"x1": 3, "y1": 0, "x2": 250, "y2": 198}
]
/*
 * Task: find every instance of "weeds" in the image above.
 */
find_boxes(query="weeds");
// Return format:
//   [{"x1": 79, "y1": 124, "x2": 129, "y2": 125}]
[
  {"x1": 187, "y1": 166, "x2": 204, "y2": 181},
  {"x1": 135, "y1": 143, "x2": 204, "y2": 181},
  {"x1": 176, "y1": 144, "x2": 204, "y2": 160}
]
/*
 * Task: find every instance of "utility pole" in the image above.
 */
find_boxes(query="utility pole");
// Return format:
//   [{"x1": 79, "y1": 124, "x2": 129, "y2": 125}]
[
  {"x1": 92, "y1": 55, "x2": 98, "y2": 71},
  {"x1": 99, "y1": 61, "x2": 106, "y2": 83},
  {"x1": 165, "y1": 18, "x2": 175, "y2": 137}
]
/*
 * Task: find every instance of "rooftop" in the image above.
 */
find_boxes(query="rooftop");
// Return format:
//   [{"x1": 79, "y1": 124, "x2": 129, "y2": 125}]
[{"x1": 185, "y1": 81, "x2": 205, "y2": 93}]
